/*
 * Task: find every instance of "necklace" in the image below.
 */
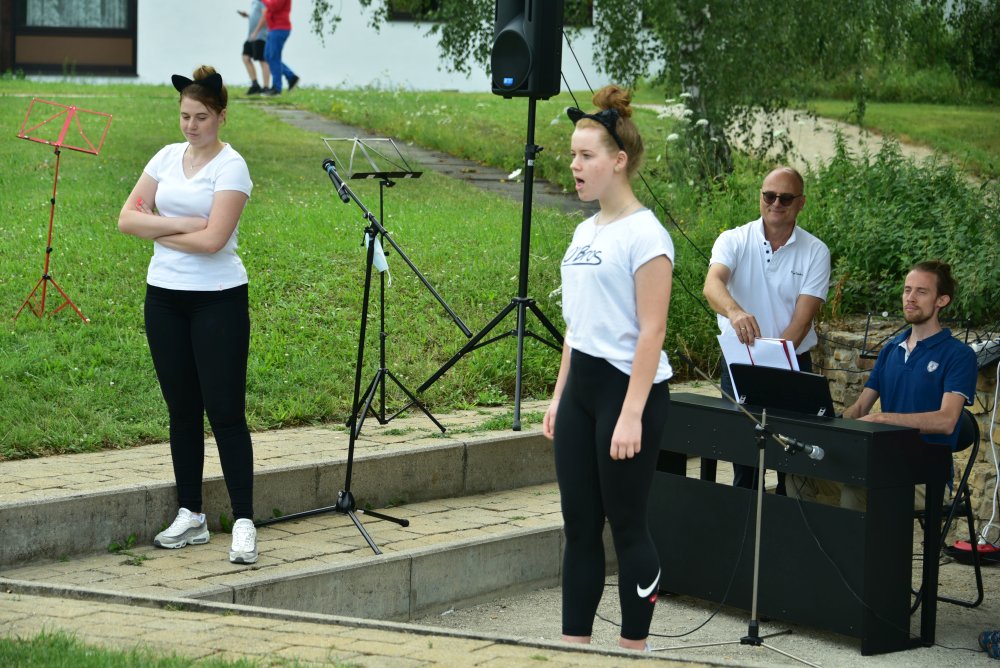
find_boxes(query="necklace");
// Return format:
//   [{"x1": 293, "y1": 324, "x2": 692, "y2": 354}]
[
  {"x1": 184, "y1": 143, "x2": 221, "y2": 175},
  {"x1": 590, "y1": 200, "x2": 636, "y2": 245}
]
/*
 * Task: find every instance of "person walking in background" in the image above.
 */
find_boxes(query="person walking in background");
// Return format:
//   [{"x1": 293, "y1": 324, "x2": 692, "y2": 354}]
[
  {"x1": 118, "y1": 66, "x2": 258, "y2": 565},
  {"x1": 253, "y1": 0, "x2": 299, "y2": 96},
  {"x1": 543, "y1": 85, "x2": 675, "y2": 651},
  {"x1": 238, "y1": 0, "x2": 270, "y2": 95}
]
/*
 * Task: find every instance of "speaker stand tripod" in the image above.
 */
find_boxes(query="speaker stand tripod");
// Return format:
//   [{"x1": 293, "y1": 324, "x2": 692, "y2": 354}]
[{"x1": 419, "y1": 97, "x2": 563, "y2": 430}]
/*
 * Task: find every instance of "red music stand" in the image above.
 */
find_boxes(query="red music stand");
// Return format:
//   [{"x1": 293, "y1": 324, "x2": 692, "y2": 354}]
[{"x1": 14, "y1": 98, "x2": 112, "y2": 323}]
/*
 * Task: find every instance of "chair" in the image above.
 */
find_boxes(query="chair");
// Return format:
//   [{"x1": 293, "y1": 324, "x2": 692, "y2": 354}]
[{"x1": 913, "y1": 408, "x2": 985, "y2": 610}]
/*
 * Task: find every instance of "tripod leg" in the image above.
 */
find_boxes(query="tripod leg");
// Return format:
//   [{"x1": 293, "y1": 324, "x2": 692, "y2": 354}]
[
  {"x1": 350, "y1": 369, "x2": 387, "y2": 436},
  {"x1": 358, "y1": 507, "x2": 410, "y2": 527},
  {"x1": 346, "y1": 510, "x2": 381, "y2": 555},
  {"x1": 418, "y1": 299, "x2": 519, "y2": 393},
  {"x1": 47, "y1": 275, "x2": 88, "y2": 322},
  {"x1": 14, "y1": 277, "x2": 46, "y2": 320},
  {"x1": 513, "y1": 300, "x2": 528, "y2": 431},
  {"x1": 527, "y1": 300, "x2": 564, "y2": 347},
  {"x1": 384, "y1": 369, "x2": 446, "y2": 433}
]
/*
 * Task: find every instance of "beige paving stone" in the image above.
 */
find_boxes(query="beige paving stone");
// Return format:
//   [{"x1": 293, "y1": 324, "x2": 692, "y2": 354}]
[
  {"x1": 274, "y1": 643, "x2": 363, "y2": 664},
  {"x1": 349, "y1": 655, "x2": 428, "y2": 668},
  {"x1": 282, "y1": 631, "x2": 364, "y2": 651},
  {"x1": 201, "y1": 634, "x2": 293, "y2": 655}
]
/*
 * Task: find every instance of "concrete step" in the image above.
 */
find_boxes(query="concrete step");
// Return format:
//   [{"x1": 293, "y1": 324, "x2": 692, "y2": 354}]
[
  {"x1": 2, "y1": 482, "x2": 580, "y2": 622},
  {"x1": 0, "y1": 403, "x2": 554, "y2": 568},
  {"x1": 0, "y1": 400, "x2": 589, "y2": 623}
]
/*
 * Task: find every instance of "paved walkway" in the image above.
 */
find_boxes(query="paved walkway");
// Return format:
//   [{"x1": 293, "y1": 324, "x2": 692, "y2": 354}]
[
  {"x1": 0, "y1": 591, "x2": 709, "y2": 667},
  {"x1": 0, "y1": 396, "x2": 719, "y2": 667},
  {"x1": 637, "y1": 104, "x2": 942, "y2": 175},
  {"x1": 260, "y1": 107, "x2": 599, "y2": 219}
]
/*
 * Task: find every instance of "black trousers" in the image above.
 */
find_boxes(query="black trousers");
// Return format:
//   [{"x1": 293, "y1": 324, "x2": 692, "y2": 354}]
[
  {"x1": 554, "y1": 350, "x2": 670, "y2": 641},
  {"x1": 144, "y1": 284, "x2": 254, "y2": 520}
]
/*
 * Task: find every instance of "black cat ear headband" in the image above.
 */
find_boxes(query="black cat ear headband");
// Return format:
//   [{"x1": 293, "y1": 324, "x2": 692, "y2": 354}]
[
  {"x1": 171, "y1": 73, "x2": 224, "y2": 102},
  {"x1": 566, "y1": 107, "x2": 625, "y2": 150}
]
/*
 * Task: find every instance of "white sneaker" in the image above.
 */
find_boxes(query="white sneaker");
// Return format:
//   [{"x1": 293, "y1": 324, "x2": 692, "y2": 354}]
[
  {"x1": 154, "y1": 508, "x2": 209, "y2": 549},
  {"x1": 230, "y1": 518, "x2": 258, "y2": 564}
]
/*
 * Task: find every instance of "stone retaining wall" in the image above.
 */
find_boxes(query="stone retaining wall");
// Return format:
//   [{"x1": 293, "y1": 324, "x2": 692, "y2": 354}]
[{"x1": 814, "y1": 320, "x2": 1000, "y2": 545}]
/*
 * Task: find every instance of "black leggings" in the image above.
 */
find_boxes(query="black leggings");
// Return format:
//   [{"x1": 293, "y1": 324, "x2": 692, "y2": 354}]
[
  {"x1": 144, "y1": 284, "x2": 254, "y2": 520},
  {"x1": 554, "y1": 349, "x2": 670, "y2": 640}
]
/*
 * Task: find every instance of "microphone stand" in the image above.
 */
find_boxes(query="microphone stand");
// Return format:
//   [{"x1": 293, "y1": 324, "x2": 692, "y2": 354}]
[{"x1": 655, "y1": 354, "x2": 821, "y2": 667}]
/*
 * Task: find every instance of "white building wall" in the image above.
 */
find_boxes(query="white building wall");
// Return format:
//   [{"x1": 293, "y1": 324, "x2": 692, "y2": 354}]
[{"x1": 135, "y1": 0, "x2": 605, "y2": 93}]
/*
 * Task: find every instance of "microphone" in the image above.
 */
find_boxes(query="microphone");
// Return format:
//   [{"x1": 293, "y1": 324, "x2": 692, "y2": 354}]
[
  {"x1": 674, "y1": 348, "x2": 697, "y2": 371},
  {"x1": 777, "y1": 434, "x2": 825, "y2": 460},
  {"x1": 322, "y1": 158, "x2": 350, "y2": 203}
]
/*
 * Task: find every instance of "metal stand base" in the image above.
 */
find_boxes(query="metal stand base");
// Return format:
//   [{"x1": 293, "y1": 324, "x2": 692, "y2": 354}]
[{"x1": 256, "y1": 490, "x2": 407, "y2": 555}]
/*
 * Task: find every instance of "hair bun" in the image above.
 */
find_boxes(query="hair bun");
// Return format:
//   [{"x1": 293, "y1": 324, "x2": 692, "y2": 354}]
[
  {"x1": 193, "y1": 65, "x2": 218, "y2": 80},
  {"x1": 592, "y1": 85, "x2": 633, "y2": 119}
]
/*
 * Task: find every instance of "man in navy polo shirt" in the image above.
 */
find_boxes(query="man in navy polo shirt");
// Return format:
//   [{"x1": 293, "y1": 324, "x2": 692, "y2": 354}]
[{"x1": 791, "y1": 260, "x2": 977, "y2": 509}]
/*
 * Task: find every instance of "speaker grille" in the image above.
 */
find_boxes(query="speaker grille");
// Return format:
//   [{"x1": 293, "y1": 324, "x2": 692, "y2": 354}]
[{"x1": 491, "y1": 27, "x2": 531, "y2": 91}]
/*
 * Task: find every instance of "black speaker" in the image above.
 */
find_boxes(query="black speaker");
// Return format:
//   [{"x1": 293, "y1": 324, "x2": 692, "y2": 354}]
[{"x1": 490, "y1": 0, "x2": 564, "y2": 99}]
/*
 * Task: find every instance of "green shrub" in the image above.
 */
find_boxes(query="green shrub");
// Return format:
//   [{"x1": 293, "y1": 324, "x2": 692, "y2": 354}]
[
  {"x1": 803, "y1": 64, "x2": 998, "y2": 105},
  {"x1": 808, "y1": 135, "x2": 1000, "y2": 322}
]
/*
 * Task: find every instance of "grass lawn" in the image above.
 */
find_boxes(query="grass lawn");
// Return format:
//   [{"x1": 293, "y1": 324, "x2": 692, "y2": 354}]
[
  {"x1": 808, "y1": 99, "x2": 1000, "y2": 179},
  {"x1": 0, "y1": 82, "x2": 575, "y2": 457},
  {"x1": 1, "y1": 80, "x2": 996, "y2": 458}
]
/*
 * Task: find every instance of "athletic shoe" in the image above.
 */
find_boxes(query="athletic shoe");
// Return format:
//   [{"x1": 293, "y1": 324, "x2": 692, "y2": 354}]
[
  {"x1": 262, "y1": 88, "x2": 281, "y2": 96},
  {"x1": 229, "y1": 518, "x2": 258, "y2": 564},
  {"x1": 287, "y1": 75, "x2": 300, "y2": 91},
  {"x1": 154, "y1": 508, "x2": 209, "y2": 549},
  {"x1": 246, "y1": 81, "x2": 262, "y2": 95}
]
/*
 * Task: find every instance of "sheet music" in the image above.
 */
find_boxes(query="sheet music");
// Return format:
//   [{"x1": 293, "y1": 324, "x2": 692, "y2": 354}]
[{"x1": 717, "y1": 335, "x2": 799, "y2": 401}]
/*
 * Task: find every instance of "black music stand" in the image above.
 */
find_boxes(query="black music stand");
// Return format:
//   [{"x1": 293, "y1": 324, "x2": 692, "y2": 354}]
[
  {"x1": 418, "y1": 97, "x2": 563, "y2": 430},
  {"x1": 659, "y1": 356, "x2": 821, "y2": 667},
  {"x1": 258, "y1": 143, "x2": 471, "y2": 554},
  {"x1": 14, "y1": 98, "x2": 112, "y2": 323},
  {"x1": 323, "y1": 137, "x2": 471, "y2": 436},
  {"x1": 729, "y1": 364, "x2": 836, "y2": 418}
]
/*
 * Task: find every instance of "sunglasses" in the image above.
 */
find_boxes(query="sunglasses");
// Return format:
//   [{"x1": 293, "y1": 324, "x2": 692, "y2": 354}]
[
  {"x1": 761, "y1": 191, "x2": 802, "y2": 206},
  {"x1": 567, "y1": 107, "x2": 626, "y2": 150}
]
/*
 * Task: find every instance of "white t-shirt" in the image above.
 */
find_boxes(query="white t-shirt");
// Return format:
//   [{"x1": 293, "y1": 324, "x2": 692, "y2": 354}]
[
  {"x1": 143, "y1": 142, "x2": 253, "y2": 291},
  {"x1": 561, "y1": 209, "x2": 675, "y2": 382},
  {"x1": 709, "y1": 217, "x2": 831, "y2": 353}
]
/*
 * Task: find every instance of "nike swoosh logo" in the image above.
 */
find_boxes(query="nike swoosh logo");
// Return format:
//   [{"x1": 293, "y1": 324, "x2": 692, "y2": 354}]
[{"x1": 637, "y1": 568, "x2": 661, "y2": 598}]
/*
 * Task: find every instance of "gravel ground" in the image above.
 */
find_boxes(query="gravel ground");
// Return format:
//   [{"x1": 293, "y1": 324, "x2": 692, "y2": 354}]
[{"x1": 413, "y1": 553, "x2": 998, "y2": 667}]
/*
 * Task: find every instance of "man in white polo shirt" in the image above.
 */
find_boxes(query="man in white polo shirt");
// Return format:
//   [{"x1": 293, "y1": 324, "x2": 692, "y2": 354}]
[{"x1": 702, "y1": 166, "x2": 831, "y2": 493}]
